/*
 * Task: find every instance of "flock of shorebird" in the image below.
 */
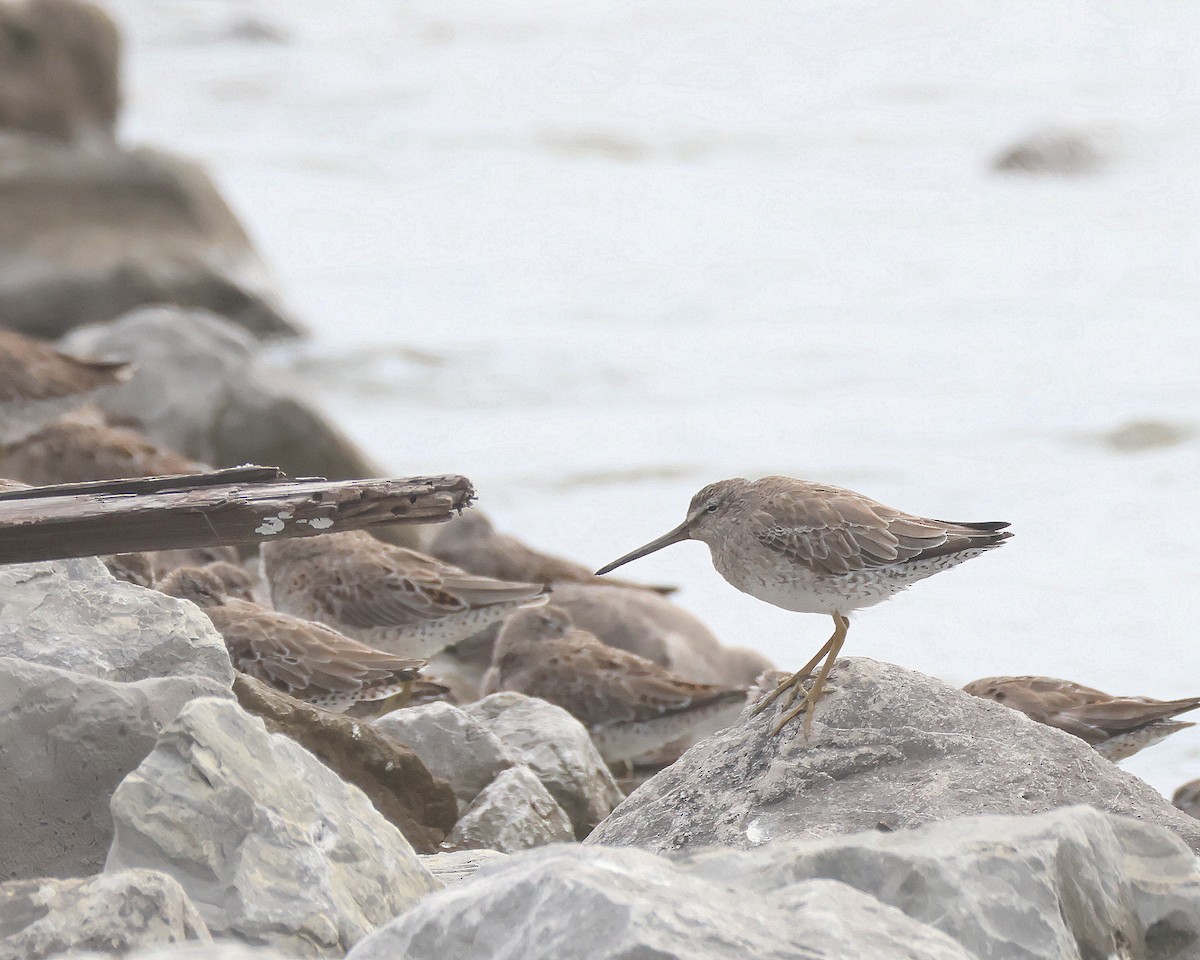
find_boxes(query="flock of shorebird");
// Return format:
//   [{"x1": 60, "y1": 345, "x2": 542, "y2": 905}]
[{"x1": 3, "y1": 328, "x2": 1200, "y2": 792}]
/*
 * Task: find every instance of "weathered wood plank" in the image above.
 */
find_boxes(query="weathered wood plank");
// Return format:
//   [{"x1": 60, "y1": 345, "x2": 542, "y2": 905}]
[{"x1": 0, "y1": 469, "x2": 475, "y2": 564}]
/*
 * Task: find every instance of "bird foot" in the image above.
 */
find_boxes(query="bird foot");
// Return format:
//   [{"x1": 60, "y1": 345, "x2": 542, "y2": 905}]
[
  {"x1": 751, "y1": 669, "x2": 810, "y2": 717},
  {"x1": 769, "y1": 682, "x2": 822, "y2": 737}
]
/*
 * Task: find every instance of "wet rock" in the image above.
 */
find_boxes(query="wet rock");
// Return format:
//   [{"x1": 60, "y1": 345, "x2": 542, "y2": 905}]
[
  {"x1": 587, "y1": 658, "x2": 1200, "y2": 853},
  {"x1": 106, "y1": 697, "x2": 440, "y2": 956},
  {"x1": 61, "y1": 307, "x2": 389, "y2": 491},
  {"x1": 465, "y1": 694, "x2": 624, "y2": 839},
  {"x1": 1100, "y1": 419, "x2": 1195, "y2": 453},
  {"x1": 418, "y1": 850, "x2": 508, "y2": 886},
  {"x1": 233, "y1": 675, "x2": 458, "y2": 853},
  {"x1": 549, "y1": 582, "x2": 772, "y2": 684},
  {"x1": 0, "y1": 557, "x2": 234, "y2": 687},
  {"x1": 0, "y1": 0, "x2": 120, "y2": 142},
  {"x1": 685, "y1": 806, "x2": 1149, "y2": 960},
  {"x1": 0, "y1": 136, "x2": 299, "y2": 340},
  {"x1": 992, "y1": 128, "x2": 1106, "y2": 175},
  {"x1": 0, "y1": 658, "x2": 227, "y2": 882},
  {"x1": 0, "y1": 869, "x2": 210, "y2": 958},
  {"x1": 443, "y1": 766, "x2": 574, "y2": 853},
  {"x1": 374, "y1": 701, "x2": 515, "y2": 810},
  {"x1": 1173, "y1": 779, "x2": 1200, "y2": 819},
  {"x1": 347, "y1": 844, "x2": 974, "y2": 960}
]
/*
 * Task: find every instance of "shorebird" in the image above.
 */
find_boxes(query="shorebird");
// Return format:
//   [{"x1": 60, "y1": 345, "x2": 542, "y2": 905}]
[
  {"x1": 488, "y1": 604, "x2": 748, "y2": 764},
  {"x1": 964, "y1": 675, "x2": 1200, "y2": 761},
  {"x1": 597, "y1": 476, "x2": 1011, "y2": 736},
  {"x1": 0, "y1": 329, "x2": 132, "y2": 444},
  {"x1": 156, "y1": 560, "x2": 255, "y2": 603},
  {"x1": 158, "y1": 566, "x2": 430, "y2": 711},
  {"x1": 0, "y1": 409, "x2": 206, "y2": 485},
  {"x1": 260, "y1": 530, "x2": 549, "y2": 659},
  {"x1": 430, "y1": 510, "x2": 676, "y2": 595}
]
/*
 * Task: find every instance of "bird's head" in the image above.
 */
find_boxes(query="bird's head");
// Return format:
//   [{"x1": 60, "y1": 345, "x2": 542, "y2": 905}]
[{"x1": 595, "y1": 477, "x2": 746, "y2": 575}]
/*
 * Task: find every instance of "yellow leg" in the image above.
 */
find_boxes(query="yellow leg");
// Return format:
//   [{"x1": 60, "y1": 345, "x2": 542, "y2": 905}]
[
  {"x1": 752, "y1": 615, "x2": 840, "y2": 717},
  {"x1": 770, "y1": 613, "x2": 849, "y2": 737}
]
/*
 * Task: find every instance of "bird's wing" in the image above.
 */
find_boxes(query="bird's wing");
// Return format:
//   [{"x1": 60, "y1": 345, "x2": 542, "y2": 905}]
[
  {"x1": 963, "y1": 675, "x2": 1200, "y2": 744},
  {"x1": 210, "y1": 602, "x2": 424, "y2": 697},
  {"x1": 752, "y1": 478, "x2": 1008, "y2": 577},
  {"x1": 311, "y1": 544, "x2": 544, "y2": 629},
  {"x1": 505, "y1": 632, "x2": 744, "y2": 727}
]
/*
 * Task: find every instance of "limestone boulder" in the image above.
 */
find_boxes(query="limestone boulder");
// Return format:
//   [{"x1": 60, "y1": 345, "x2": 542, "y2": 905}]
[
  {"x1": 418, "y1": 850, "x2": 508, "y2": 887},
  {"x1": 443, "y1": 766, "x2": 574, "y2": 854},
  {"x1": 0, "y1": 869, "x2": 209, "y2": 959},
  {"x1": 233, "y1": 675, "x2": 458, "y2": 853},
  {"x1": 102, "y1": 948, "x2": 294, "y2": 960},
  {"x1": 374, "y1": 701, "x2": 515, "y2": 810},
  {"x1": 0, "y1": 658, "x2": 227, "y2": 882},
  {"x1": 0, "y1": 557, "x2": 233, "y2": 687},
  {"x1": 465, "y1": 694, "x2": 623, "y2": 839},
  {"x1": 60, "y1": 307, "x2": 389, "y2": 493},
  {"x1": 106, "y1": 697, "x2": 439, "y2": 957},
  {"x1": 0, "y1": 136, "x2": 298, "y2": 340},
  {"x1": 346, "y1": 844, "x2": 975, "y2": 960},
  {"x1": 587, "y1": 658, "x2": 1200, "y2": 853},
  {"x1": 684, "y1": 806, "x2": 1152, "y2": 960},
  {"x1": 0, "y1": 0, "x2": 120, "y2": 143}
]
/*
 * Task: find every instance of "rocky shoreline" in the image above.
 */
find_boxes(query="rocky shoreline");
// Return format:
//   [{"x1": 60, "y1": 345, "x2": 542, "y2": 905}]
[{"x1": 1, "y1": 3, "x2": 1199, "y2": 960}]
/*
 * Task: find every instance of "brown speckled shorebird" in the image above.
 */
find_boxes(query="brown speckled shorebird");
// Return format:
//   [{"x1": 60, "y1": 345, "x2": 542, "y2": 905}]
[
  {"x1": 158, "y1": 566, "x2": 431, "y2": 711},
  {"x1": 0, "y1": 410, "x2": 206, "y2": 485},
  {"x1": 964, "y1": 675, "x2": 1200, "y2": 761},
  {"x1": 260, "y1": 530, "x2": 549, "y2": 659},
  {"x1": 489, "y1": 604, "x2": 747, "y2": 764},
  {"x1": 597, "y1": 476, "x2": 1011, "y2": 736},
  {"x1": 0, "y1": 329, "x2": 131, "y2": 443}
]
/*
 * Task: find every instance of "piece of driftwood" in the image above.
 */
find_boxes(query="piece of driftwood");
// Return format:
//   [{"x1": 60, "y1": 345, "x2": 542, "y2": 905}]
[{"x1": 0, "y1": 466, "x2": 474, "y2": 564}]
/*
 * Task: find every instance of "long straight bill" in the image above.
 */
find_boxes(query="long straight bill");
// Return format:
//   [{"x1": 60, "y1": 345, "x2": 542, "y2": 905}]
[{"x1": 595, "y1": 521, "x2": 691, "y2": 575}]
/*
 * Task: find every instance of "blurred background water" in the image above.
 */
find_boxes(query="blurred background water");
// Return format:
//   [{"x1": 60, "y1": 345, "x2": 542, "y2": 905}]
[{"x1": 103, "y1": 0, "x2": 1199, "y2": 793}]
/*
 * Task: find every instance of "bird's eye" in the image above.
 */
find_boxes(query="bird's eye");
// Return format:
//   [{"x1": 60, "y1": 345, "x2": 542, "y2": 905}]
[{"x1": 705, "y1": 503, "x2": 719, "y2": 513}]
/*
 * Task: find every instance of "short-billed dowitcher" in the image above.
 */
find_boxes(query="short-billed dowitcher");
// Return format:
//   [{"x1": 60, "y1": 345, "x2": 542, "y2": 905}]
[
  {"x1": 261, "y1": 530, "x2": 548, "y2": 659},
  {"x1": 159, "y1": 565, "x2": 429, "y2": 711},
  {"x1": 597, "y1": 475, "x2": 1011, "y2": 736},
  {"x1": 489, "y1": 604, "x2": 748, "y2": 763},
  {"x1": 964, "y1": 675, "x2": 1200, "y2": 761}
]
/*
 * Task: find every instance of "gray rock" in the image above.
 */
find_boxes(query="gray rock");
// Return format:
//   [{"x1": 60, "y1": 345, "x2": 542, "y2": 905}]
[
  {"x1": 0, "y1": 0, "x2": 120, "y2": 143},
  {"x1": 587, "y1": 657, "x2": 1200, "y2": 853},
  {"x1": 685, "y1": 806, "x2": 1146, "y2": 960},
  {"x1": 347, "y1": 844, "x2": 975, "y2": 960},
  {"x1": 443, "y1": 766, "x2": 574, "y2": 853},
  {"x1": 0, "y1": 658, "x2": 227, "y2": 882},
  {"x1": 0, "y1": 869, "x2": 209, "y2": 959},
  {"x1": 374, "y1": 702, "x2": 515, "y2": 809},
  {"x1": 106, "y1": 697, "x2": 439, "y2": 957},
  {"x1": 418, "y1": 850, "x2": 508, "y2": 886},
  {"x1": 61, "y1": 307, "x2": 384, "y2": 486},
  {"x1": 0, "y1": 558, "x2": 234, "y2": 688},
  {"x1": 0, "y1": 136, "x2": 299, "y2": 340},
  {"x1": 1111, "y1": 815, "x2": 1200, "y2": 957},
  {"x1": 465, "y1": 694, "x2": 624, "y2": 839}
]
